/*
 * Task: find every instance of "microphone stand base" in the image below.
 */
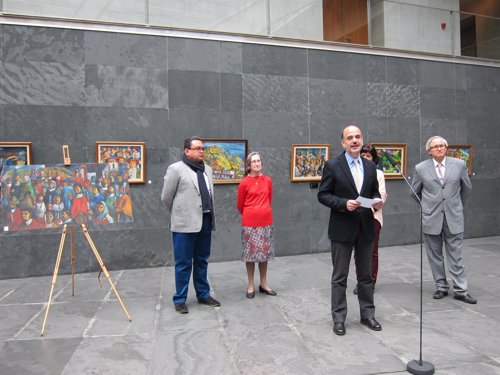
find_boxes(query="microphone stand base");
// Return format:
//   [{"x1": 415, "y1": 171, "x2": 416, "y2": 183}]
[{"x1": 407, "y1": 359, "x2": 435, "y2": 375}]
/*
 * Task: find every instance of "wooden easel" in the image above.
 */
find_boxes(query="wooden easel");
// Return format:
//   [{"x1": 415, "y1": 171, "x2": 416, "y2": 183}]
[{"x1": 41, "y1": 146, "x2": 132, "y2": 336}]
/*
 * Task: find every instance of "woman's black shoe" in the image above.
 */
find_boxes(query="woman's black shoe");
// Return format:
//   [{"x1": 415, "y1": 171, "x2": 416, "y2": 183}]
[
  {"x1": 246, "y1": 291, "x2": 255, "y2": 299},
  {"x1": 259, "y1": 285, "x2": 277, "y2": 296}
]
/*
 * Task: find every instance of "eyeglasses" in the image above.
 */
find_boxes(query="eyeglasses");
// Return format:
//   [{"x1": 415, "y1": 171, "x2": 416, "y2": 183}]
[
  {"x1": 189, "y1": 147, "x2": 205, "y2": 151},
  {"x1": 430, "y1": 144, "x2": 446, "y2": 150}
]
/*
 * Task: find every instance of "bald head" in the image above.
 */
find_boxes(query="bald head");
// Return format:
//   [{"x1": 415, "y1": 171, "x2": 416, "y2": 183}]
[{"x1": 341, "y1": 125, "x2": 363, "y2": 158}]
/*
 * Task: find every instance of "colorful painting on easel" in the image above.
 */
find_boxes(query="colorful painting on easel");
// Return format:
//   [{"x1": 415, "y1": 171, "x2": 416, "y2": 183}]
[{"x1": 1, "y1": 163, "x2": 133, "y2": 231}]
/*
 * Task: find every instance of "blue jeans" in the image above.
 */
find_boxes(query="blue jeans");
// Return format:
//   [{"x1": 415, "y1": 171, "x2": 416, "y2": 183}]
[{"x1": 172, "y1": 213, "x2": 212, "y2": 304}]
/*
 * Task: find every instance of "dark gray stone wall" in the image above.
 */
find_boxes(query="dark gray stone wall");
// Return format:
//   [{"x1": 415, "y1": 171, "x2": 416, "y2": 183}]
[{"x1": 1, "y1": 24, "x2": 499, "y2": 279}]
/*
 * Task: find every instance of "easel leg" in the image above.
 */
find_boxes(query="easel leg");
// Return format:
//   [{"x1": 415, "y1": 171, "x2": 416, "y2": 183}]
[
  {"x1": 41, "y1": 224, "x2": 68, "y2": 336},
  {"x1": 71, "y1": 225, "x2": 75, "y2": 296},
  {"x1": 81, "y1": 225, "x2": 132, "y2": 322}
]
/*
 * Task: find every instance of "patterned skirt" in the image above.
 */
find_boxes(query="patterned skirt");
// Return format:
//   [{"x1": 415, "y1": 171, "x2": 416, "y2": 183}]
[{"x1": 241, "y1": 225, "x2": 275, "y2": 263}]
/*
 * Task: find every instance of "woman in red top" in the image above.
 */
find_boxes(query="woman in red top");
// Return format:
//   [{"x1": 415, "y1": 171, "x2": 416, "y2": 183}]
[{"x1": 237, "y1": 152, "x2": 276, "y2": 299}]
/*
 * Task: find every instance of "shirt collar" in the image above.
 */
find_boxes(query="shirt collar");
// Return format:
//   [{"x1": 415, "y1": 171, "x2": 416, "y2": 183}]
[{"x1": 433, "y1": 158, "x2": 446, "y2": 168}]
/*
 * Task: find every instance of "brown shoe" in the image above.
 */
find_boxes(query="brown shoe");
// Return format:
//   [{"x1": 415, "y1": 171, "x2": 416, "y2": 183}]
[
  {"x1": 174, "y1": 303, "x2": 188, "y2": 314},
  {"x1": 198, "y1": 296, "x2": 221, "y2": 307}
]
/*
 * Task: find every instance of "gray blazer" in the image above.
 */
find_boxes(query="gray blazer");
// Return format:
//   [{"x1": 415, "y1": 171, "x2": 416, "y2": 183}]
[
  {"x1": 161, "y1": 161, "x2": 216, "y2": 233},
  {"x1": 411, "y1": 156, "x2": 471, "y2": 235}
]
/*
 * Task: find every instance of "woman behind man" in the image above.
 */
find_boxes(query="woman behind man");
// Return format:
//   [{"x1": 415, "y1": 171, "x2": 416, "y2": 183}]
[
  {"x1": 237, "y1": 152, "x2": 277, "y2": 299},
  {"x1": 354, "y1": 144, "x2": 387, "y2": 294}
]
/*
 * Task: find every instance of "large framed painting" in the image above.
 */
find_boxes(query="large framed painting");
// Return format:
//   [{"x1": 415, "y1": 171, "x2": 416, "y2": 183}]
[
  {"x1": 96, "y1": 142, "x2": 146, "y2": 184},
  {"x1": 371, "y1": 143, "x2": 407, "y2": 180},
  {"x1": 1, "y1": 163, "x2": 133, "y2": 231},
  {"x1": 203, "y1": 139, "x2": 247, "y2": 184},
  {"x1": 0, "y1": 142, "x2": 32, "y2": 171},
  {"x1": 447, "y1": 145, "x2": 473, "y2": 175},
  {"x1": 290, "y1": 144, "x2": 330, "y2": 182}
]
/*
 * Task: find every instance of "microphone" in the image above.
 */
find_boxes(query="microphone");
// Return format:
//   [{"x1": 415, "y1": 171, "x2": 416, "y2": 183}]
[{"x1": 383, "y1": 151, "x2": 399, "y2": 169}]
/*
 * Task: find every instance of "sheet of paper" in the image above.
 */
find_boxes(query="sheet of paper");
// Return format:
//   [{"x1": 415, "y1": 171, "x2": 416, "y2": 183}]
[{"x1": 356, "y1": 196, "x2": 382, "y2": 208}]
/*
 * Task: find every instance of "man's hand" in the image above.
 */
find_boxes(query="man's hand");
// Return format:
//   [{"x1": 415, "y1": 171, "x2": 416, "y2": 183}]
[{"x1": 346, "y1": 200, "x2": 361, "y2": 211}]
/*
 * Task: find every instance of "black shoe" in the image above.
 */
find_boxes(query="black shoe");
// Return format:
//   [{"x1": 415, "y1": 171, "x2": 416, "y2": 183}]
[
  {"x1": 198, "y1": 296, "x2": 221, "y2": 307},
  {"x1": 353, "y1": 286, "x2": 358, "y2": 295},
  {"x1": 454, "y1": 293, "x2": 477, "y2": 304},
  {"x1": 246, "y1": 291, "x2": 255, "y2": 299},
  {"x1": 360, "y1": 317, "x2": 382, "y2": 331},
  {"x1": 333, "y1": 322, "x2": 346, "y2": 336},
  {"x1": 174, "y1": 303, "x2": 188, "y2": 314},
  {"x1": 259, "y1": 285, "x2": 277, "y2": 296},
  {"x1": 433, "y1": 290, "x2": 448, "y2": 299}
]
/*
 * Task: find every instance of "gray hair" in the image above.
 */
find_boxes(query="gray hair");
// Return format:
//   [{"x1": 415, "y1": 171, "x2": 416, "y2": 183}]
[{"x1": 425, "y1": 136, "x2": 448, "y2": 151}]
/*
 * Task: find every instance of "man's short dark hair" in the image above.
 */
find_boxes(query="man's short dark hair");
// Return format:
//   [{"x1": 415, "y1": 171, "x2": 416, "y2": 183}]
[{"x1": 184, "y1": 136, "x2": 202, "y2": 150}]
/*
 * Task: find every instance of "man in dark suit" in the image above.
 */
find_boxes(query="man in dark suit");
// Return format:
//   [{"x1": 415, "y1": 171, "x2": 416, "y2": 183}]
[{"x1": 318, "y1": 125, "x2": 384, "y2": 336}]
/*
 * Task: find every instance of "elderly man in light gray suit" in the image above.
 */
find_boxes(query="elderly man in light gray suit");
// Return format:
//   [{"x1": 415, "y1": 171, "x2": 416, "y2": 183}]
[
  {"x1": 161, "y1": 136, "x2": 220, "y2": 314},
  {"x1": 411, "y1": 136, "x2": 476, "y2": 304}
]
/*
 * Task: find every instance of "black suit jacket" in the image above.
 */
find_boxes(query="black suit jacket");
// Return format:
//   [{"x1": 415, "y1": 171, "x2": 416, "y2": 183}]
[{"x1": 317, "y1": 151, "x2": 380, "y2": 242}]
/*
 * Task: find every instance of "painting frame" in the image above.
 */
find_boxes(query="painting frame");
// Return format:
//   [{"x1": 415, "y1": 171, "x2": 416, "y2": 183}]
[
  {"x1": 202, "y1": 139, "x2": 248, "y2": 184},
  {"x1": 290, "y1": 144, "x2": 330, "y2": 182},
  {"x1": 95, "y1": 141, "x2": 146, "y2": 184},
  {"x1": 0, "y1": 142, "x2": 33, "y2": 169},
  {"x1": 371, "y1": 143, "x2": 407, "y2": 180},
  {"x1": 447, "y1": 145, "x2": 473, "y2": 176}
]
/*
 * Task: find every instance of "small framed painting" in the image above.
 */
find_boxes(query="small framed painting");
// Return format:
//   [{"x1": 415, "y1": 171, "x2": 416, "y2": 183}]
[
  {"x1": 447, "y1": 145, "x2": 472, "y2": 175},
  {"x1": 96, "y1": 142, "x2": 146, "y2": 184},
  {"x1": 0, "y1": 142, "x2": 32, "y2": 169},
  {"x1": 371, "y1": 143, "x2": 407, "y2": 180},
  {"x1": 202, "y1": 139, "x2": 247, "y2": 184},
  {"x1": 290, "y1": 144, "x2": 330, "y2": 182}
]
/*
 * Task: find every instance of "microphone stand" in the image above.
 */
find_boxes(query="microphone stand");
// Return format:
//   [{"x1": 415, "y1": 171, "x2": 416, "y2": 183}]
[{"x1": 383, "y1": 153, "x2": 435, "y2": 375}]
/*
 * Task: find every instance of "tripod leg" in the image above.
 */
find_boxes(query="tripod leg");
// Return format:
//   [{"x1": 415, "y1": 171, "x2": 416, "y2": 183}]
[
  {"x1": 41, "y1": 224, "x2": 68, "y2": 336},
  {"x1": 71, "y1": 225, "x2": 75, "y2": 296},
  {"x1": 81, "y1": 225, "x2": 132, "y2": 322}
]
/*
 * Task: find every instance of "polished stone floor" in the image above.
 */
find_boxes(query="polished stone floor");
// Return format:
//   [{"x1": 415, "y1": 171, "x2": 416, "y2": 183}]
[{"x1": 1, "y1": 236, "x2": 499, "y2": 375}]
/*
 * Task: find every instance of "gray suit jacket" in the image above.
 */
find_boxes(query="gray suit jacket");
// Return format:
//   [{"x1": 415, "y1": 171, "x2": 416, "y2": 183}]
[
  {"x1": 160, "y1": 161, "x2": 216, "y2": 233},
  {"x1": 411, "y1": 156, "x2": 471, "y2": 235}
]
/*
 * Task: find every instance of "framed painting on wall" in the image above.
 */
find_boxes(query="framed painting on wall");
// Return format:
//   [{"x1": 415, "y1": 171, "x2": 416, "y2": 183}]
[
  {"x1": 447, "y1": 145, "x2": 473, "y2": 175},
  {"x1": 371, "y1": 143, "x2": 407, "y2": 180},
  {"x1": 96, "y1": 142, "x2": 146, "y2": 184},
  {"x1": 202, "y1": 139, "x2": 247, "y2": 184},
  {"x1": 290, "y1": 144, "x2": 330, "y2": 182},
  {"x1": 0, "y1": 142, "x2": 32, "y2": 171}
]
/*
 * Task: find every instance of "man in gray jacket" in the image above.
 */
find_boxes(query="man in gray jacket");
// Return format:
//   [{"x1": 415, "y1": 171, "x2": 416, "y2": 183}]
[
  {"x1": 411, "y1": 136, "x2": 476, "y2": 304},
  {"x1": 161, "y1": 136, "x2": 220, "y2": 314}
]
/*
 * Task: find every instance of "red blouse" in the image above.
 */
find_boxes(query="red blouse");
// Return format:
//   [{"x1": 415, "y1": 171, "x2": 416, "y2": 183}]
[{"x1": 237, "y1": 174, "x2": 273, "y2": 227}]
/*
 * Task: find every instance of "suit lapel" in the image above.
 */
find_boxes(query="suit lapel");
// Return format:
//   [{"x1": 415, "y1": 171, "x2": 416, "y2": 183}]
[
  {"x1": 443, "y1": 157, "x2": 455, "y2": 185},
  {"x1": 182, "y1": 163, "x2": 200, "y2": 193}
]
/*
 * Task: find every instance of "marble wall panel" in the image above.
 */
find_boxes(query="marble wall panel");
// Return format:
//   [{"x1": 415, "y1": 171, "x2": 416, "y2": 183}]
[
  {"x1": 385, "y1": 84, "x2": 420, "y2": 118},
  {"x1": 418, "y1": 60, "x2": 456, "y2": 89},
  {"x1": 242, "y1": 44, "x2": 307, "y2": 77},
  {"x1": 2, "y1": 25, "x2": 84, "y2": 64},
  {"x1": 465, "y1": 64, "x2": 500, "y2": 93},
  {"x1": 242, "y1": 111, "x2": 309, "y2": 148},
  {"x1": 309, "y1": 111, "x2": 367, "y2": 147},
  {"x1": 84, "y1": 31, "x2": 167, "y2": 68},
  {"x1": 386, "y1": 56, "x2": 419, "y2": 85},
  {"x1": 85, "y1": 65, "x2": 168, "y2": 108},
  {"x1": 1, "y1": 61, "x2": 85, "y2": 105},
  {"x1": 220, "y1": 111, "x2": 243, "y2": 139},
  {"x1": 221, "y1": 73, "x2": 242, "y2": 112},
  {"x1": 220, "y1": 42, "x2": 242, "y2": 74},
  {"x1": 168, "y1": 70, "x2": 219, "y2": 110},
  {"x1": 243, "y1": 74, "x2": 308, "y2": 113},
  {"x1": 3, "y1": 104, "x2": 87, "y2": 153},
  {"x1": 85, "y1": 107, "x2": 169, "y2": 148},
  {"x1": 167, "y1": 108, "x2": 221, "y2": 148},
  {"x1": 309, "y1": 79, "x2": 367, "y2": 116},
  {"x1": 366, "y1": 116, "x2": 388, "y2": 142},
  {"x1": 168, "y1": 38, "x2": 220, "y2": 73},
  {"x1": 420, "y1": 87, "x2": 456, "y2": 120},
  {"x1": 465, "y1": 90, "x2": 500, "y2": 121},
  {"x1": 308, "y1": 50, "x2": 382, "y2": 82}
]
